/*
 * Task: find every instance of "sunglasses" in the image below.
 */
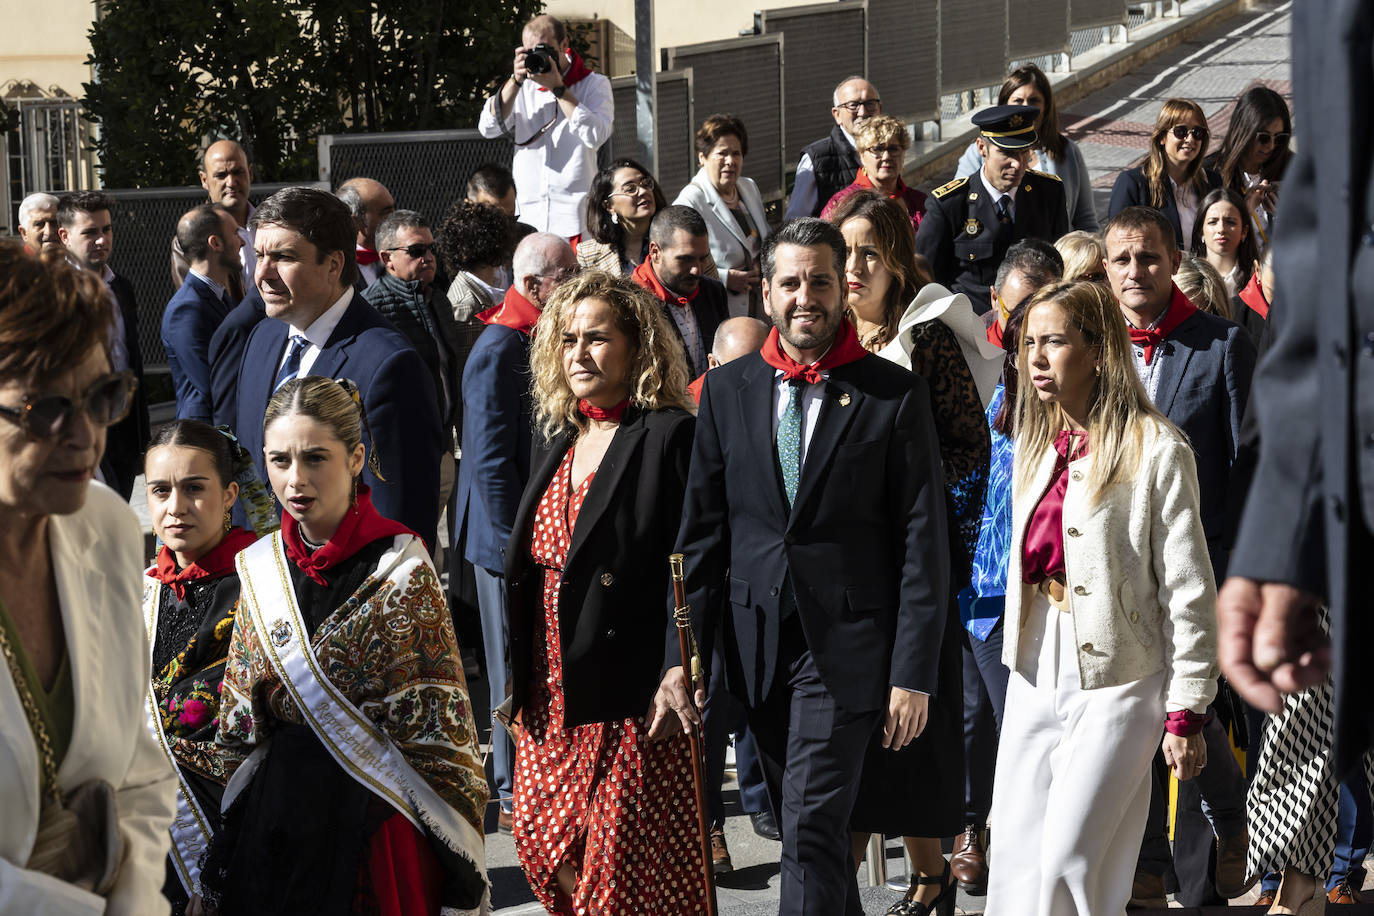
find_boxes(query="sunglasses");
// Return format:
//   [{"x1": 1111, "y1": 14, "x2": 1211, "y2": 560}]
[
  {"x1": 386, "y1": 243, "x2": 436, "y2": 259},
  {"x1": 1254, "y1": 130, "x2": 1291, "y2": 147},
  {"x1": 0, "y1": 371, "x2": 136, "y2": 441},
  {"x1": 1169, "y1": 125, "x2": 1209, "y2": 142}
]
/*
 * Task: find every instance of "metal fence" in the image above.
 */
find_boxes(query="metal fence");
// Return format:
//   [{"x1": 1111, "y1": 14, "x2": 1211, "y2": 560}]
[{"x1": 104, "y1": 182, "x2": 325, "y2": 370}]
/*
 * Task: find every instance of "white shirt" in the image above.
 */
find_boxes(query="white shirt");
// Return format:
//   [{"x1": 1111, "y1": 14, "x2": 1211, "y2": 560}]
[
  {"x1": 477, "y1": 68, "x2": 614, "y2": 238},
  {"x1": 97, "y1": 263, "x2": 131, "y2": 374},
  {"x1": 1170, "y1": 178, "x2": 1198, "y2": 249},
  {"x1": 186, "y1": 268, "x2": 228, "y2": 302},
  {"x1": 358, "y1": 259, "x2": 382, "y2": 289},
  {"x1": 980, "y1": 168, "x2": 1018, "y2": 219},
  {"x1": 238, "y1": 203, "x2": 257, "y2": 291},
  {"x1": 769, "y1": 370, "x2": 828, "y2": 466},
  {"x1": 279, "y1": 288, "x2": 354, "y2": 379},
  {"x1": 784, "y1": 128, "x2": 857, "y2": 220}
]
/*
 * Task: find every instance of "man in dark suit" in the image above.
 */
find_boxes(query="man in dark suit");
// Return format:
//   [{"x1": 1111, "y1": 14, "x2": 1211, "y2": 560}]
[
  {"x1": 1104, "y1": 205, "x2": 1256, "y2": 908},
  {"x1": 453, "y1": 231, "x2": 577, "y2": 831},
  {"x1": 232, "y1": 187, "x2": 442, "y2": 548},
  {"x1": 653, "y1": 218, "x2": 950, "y2": 915},
  {"x1": 1220, "y1": 0, "x2": 1374, "y2": 883},
  {"x1": 630, "y1": 206, "x2": 728, "y2": 379},
  {"x1": 56, "y1": 191, "x2": 148, "y2": 500},
  {"x1": 916, "y1": 105, "x2": 1069, "y2": 310},
  {"x1": 163, "y1": 204, "x2": 242, "y2": 422},
  {"x1": 209, "y1": 288, "x2": 265, "y2": 430}
]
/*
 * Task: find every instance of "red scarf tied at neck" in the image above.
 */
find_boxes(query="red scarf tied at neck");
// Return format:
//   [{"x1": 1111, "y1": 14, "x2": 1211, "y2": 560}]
[
  {"x1": 579, "y1": 398, "x2": 631, "y2": 422},
  {"x1": 476, "y1": 286, "x2": 543, "y2": 336},
  {"x1": 631, "y1": 260, "x2": 698, "y2": 307},
  {"x1": 355, "y1": 245, "x2": 380, "y2": 267},
  {"x1": 1126, "y1": 284, "x2": 1198, "y2": 366},
  {"x1": 535, "y1": 49, "x2": 593, "y2": 91},
  {"x1": 281, "y1": 485, "x2": 415, "y2": 586},
  {"x1": 760, "y1": 316, "x2": 869, "y2": 384},
  {"x1": 152, "y1": 527, "x2": 258, "y2": 600}
]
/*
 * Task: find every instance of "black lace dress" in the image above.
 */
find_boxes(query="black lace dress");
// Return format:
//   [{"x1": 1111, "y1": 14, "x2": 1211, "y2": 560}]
[{"x1": 849, "y1": 317, "x2": 990, "y2": 836}]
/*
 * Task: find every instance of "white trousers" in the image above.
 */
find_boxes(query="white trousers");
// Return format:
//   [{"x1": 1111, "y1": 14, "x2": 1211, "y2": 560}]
[{"x1": 984, "y1": 594, "x2": 1165, "y2": 916}]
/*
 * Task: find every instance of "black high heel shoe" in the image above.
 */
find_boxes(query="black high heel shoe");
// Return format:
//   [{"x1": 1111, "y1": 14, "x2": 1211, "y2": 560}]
[{"x1": 887, "y1": 859, "x2": 957, "y2": 916}]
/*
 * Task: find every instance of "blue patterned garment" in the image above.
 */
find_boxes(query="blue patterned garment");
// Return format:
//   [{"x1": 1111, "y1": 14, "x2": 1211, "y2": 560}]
[{"x1": 965, "y1": 382, "x2": 1014, "y2": 641}]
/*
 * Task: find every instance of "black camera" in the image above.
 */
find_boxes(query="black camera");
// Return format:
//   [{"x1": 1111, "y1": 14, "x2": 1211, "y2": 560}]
[{"x1": 523, "y1": 43, "x2": 561, "y2": 75}]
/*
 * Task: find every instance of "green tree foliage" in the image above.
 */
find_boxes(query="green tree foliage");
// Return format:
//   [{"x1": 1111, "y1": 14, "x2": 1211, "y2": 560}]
[{"x1": 85, "y1": 0, "x2": 544, "y2": 187}]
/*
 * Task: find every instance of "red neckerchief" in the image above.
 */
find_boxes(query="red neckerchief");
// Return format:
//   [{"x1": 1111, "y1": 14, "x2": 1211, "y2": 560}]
[
  {"x1": 987, "y1": 320, "x2": 1004, "y2": 347},
  {"x1": 854, "y1": 168, "x2": 909, "y2": 200},
  {"x1": 536, "y1": 49, "x2": 592, "y2": 90},
  {"x1": 1239, "y1": 271, "x2": 1269, "y2": 320},
  {"x1": 152, "y1": 527, "x2": 258, "y2": 600},
  {"x1": 578, "y1": 398, "x2": 631, "y2": 422},
  {"x1": 280, "y1": 485, "x2": 414, "y2": 586},
  {"x1": 688, "y1": 373, "x2": 705, "y2": 404},
  {"x1": 1126, "y1": 284, "x2": 1198, "y2": 365},
  {"x1": 476, "y1": 286, "x2": 542, "y2": 335},
  {"x1": 760, "y1": 318, "x2": 869, "y2": 384},
  {"x1": 631, "y1": 260, "x2": 699, "y2": 307},
  {"x1": 355, "y1": 245, "x2": 380, "y2": 267}
]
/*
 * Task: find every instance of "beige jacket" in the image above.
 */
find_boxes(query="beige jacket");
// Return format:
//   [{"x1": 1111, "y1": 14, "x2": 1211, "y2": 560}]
[{"x1": 1003, "y1": 418, "x2": 1219, "y2": 713}]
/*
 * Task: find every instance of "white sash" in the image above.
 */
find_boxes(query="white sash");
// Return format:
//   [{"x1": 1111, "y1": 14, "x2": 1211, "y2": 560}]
[
  {"x1": 233, "y1": 533, "x2": 488, "y2": 911},
  {"x1": 141, "y1": 576, "x2": 216, "y2": 895},
  {"x1": 877, "y1": 282, "x2": 1006, "y2": 407}
]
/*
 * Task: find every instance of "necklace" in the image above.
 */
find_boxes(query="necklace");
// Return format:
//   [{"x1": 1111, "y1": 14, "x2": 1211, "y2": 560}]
[{"x1": 299, "y1": 530, "x2": 324, "y2": 551}]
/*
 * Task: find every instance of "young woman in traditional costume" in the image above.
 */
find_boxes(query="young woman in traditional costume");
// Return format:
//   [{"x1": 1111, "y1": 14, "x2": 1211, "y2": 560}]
[{"x1": 198, "y1": 376, "x2": 489, "y2": 916}]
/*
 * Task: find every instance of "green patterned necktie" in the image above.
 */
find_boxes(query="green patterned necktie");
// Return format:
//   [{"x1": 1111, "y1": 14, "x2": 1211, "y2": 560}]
[{"x1": 776, "y1": 380, "x2": 803, "y2": 507}]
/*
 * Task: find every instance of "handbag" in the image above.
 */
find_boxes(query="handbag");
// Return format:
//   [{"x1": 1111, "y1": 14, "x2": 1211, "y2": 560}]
[{"x1": 0, "y1": 618, "x2": 122, "y2": 894}]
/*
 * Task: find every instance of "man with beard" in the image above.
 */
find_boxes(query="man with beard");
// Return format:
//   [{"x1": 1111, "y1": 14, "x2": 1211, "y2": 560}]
[
  {"x1": 652, "y1": 217, "x2": 951, "y2": 915},
  {"x1": 631, "y1": 205, "x2": 728, "y2": 379},
  {"x1": 162, "y1": 204, "x2": 244, "y2": 421}
]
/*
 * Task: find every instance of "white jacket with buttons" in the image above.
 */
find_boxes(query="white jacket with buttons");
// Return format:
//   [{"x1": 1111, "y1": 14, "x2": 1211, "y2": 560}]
[{"x1": 1003, "y1": 418, "x2": 1219, "y2": 713}]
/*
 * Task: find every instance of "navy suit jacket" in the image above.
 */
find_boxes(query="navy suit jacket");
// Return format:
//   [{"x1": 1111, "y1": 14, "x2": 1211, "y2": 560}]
[
  {"x1": 209, "y1": 288, "x2": 265, "y2": 430},
  {"x1": 162, "y1": 274, "x2": 233, "y2": 422},
  {"x1": 234, "y1": 291, "x2": 443, "y2": 548},
  {"x1": 454, "y1": 323, "x2": 534, "y2": 574},
  {"x1": 1108, "y1": 166, "x2": 1223, "y2": 249},
  {"x1": 674, "y1": 352, "x2": 950, "y2": 714},
  {"x1": 1150, "y1": 302, "x2": 1256, "y2": 579}
]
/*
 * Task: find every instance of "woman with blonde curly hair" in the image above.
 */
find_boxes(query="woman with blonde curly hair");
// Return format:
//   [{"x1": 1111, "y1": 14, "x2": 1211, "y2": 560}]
[
  {"x1": 820, "y1": 114, "x2": 928, "y2": 232},
  {"x1": 503, "y1": 269, "x2": 707, "y2": 913},
  {"x1": 984, "y1": 280, "x2": 1218, "y2": 916},
  {"x1": 1054, "y1": 230, "x2": 1108, "y2": 284}
]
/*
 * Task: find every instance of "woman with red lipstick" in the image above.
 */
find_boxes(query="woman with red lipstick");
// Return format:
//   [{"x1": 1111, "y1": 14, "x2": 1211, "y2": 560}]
[
  {"x1": 0, "y1": 243, "x2": 176, "y2": 913},
  {"x1": 830, "y1": 191, "x2": 989, "y2": 915},
  {"x1": 142, "y1": 420, "x2": 261, "y2": 914},
  {"x1": 504, "y1": 271, "x2": 706, "y2": 914},
  {"x1": 198, "y1": 376, "x2": 488, "y2": 916},
  {"x1": 984, "y1": 280, "x2": 1217, "y2": 916},
  {"x1": 1190, "y1": 187, "x2": 1259, "y2": 298}
]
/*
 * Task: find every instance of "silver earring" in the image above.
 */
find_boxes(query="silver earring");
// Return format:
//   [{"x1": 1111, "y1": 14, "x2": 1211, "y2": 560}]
[{"x1": 610, "y1": 211, "x2": 620, "y2": 225}]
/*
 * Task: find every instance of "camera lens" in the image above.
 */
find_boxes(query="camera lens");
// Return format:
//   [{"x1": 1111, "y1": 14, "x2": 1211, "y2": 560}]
[{"x1": 525, "y1": 47, "x2": 551, "y2": 74}]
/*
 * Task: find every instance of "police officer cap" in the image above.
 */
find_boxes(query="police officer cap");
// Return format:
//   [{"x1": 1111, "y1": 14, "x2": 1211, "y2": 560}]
[{"x1": 973, "y1": 105, "x2": 1040, "y2": 150}]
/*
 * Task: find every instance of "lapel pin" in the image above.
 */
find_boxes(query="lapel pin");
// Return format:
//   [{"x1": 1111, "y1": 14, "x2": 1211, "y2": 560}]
[{"x1": 839, "y1": 393, "x2": 851, "y2": 407}]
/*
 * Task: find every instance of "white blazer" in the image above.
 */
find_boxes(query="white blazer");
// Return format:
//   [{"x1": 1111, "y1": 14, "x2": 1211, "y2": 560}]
[
  {"x1": 0, "y1": 484, "x2": 177, "y2": 915},
  {"x1": 1003, "y1": 419, "x2": 1219, "y2": 713},
  {"x1": 876, "y1": 283, "x2": 1006, "y2": 407},
  {"x1": 674, "y1": 168, "x2": 770, "y2": 318}
]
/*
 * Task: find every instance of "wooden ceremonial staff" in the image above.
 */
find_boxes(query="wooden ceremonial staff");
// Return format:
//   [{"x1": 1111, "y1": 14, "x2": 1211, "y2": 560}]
[{"x1": 669, "y1": 553, "x2": 720, "y2": 915}]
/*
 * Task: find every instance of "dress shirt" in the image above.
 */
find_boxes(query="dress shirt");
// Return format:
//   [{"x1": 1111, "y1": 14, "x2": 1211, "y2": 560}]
[
  {"x1": 1128, "y1": 302, "x2": 1171, "y2": 400},
  {"x1": 770, "y1": 369, "x2": 827, "y2": 464},
  {"x1": 279, "y1": 288, "x2": 353, "y2": 379},
  {"x1": 980, "y1": 168, "x2": 1018, "y2": 218},
  {"x1": 186, "y1": 268, "x2": 229, "y2": 304},
  {"x1": 476, "y1": 70, "x2": 614, "y2": 237},
  {"x1": 784, "y1": 128, "x2": 857, "y2": 221},
  {"x1": 664, "y1": 300, "x2": 706, "y2": 378},
  {"x1": 237, "y1": 203, "x2": 257, "y2": 291},
  {"x1": 98, "y1": 264, "x2": 130, "y2": 374},
  {"x1": 357, "y1": 259, "x2": 382, "y2": 288}
]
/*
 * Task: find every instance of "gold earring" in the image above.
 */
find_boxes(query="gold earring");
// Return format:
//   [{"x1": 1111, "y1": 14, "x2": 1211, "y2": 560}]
[
  {"x1": 350, "y1": 476, "x2": 359, "y2": 508},
  {"x1": 223, "y1": 508, "x2": 232, "y2": 532}
]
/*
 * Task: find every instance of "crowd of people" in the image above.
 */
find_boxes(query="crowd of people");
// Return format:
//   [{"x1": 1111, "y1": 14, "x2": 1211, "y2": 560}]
[{"x1": 3, "y1": 10, "x2": 1372, "y2": 916}]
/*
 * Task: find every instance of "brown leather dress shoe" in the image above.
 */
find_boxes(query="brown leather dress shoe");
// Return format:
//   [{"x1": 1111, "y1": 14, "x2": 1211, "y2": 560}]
[
  {"x1": 1255, "y1": 890, "x2": 1276, "y2": 908},
  {"x1": 1214, "y1": 829, "x2": 1257, "y2": 898},
  {"x1": 1127, "y1": 869, "x2": 1167, "y2": 909},
  {"x1": 950, "y1": 824, "x2": 988, "y2": 894},
  {"x1": 710, "y1": 825, "x2": 733, "y2": 875},
  {"x1": 1329, "y1": 878, "x2": 1364, "y2": 904},
  {"x1": 497, "y1": 808, "x2": 514, "y2": 835}
]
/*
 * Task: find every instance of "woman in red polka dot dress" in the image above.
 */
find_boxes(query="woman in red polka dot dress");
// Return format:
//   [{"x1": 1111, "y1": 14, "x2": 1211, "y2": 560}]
[{"x1": 502, "y1": 270, "x2": 709, "y2": 914}]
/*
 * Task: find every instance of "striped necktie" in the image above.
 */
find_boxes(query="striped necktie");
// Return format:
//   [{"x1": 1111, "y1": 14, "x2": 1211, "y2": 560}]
[{"x1": 273, "y1": 335, "x2": 308, "y2": 392}]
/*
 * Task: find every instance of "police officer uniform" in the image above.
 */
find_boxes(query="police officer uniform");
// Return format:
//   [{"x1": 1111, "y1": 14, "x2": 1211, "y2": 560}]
[{"x1": 915, "y1": 105, "x2": 1070, "y2": 313}]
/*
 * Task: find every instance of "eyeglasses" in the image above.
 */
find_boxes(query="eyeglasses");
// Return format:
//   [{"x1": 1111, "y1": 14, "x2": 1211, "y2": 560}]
[
  {"x1": 0, "y1": 371, "x2": 136, "y2": 441},
  {"x1": 1254, "y1": 130, "x2": 1291, "y2": 147},
  {"x1": 1169, "y1": 125, "x2": 1209, "y2": 142},
  {"x1": 385, "y1": 243, "x2": 436, "y2": 259},
  {"x1": 611, "y1": 177, "x2": 656, "y2": 197},
  {"x1": 865, "y1": 145, "x2": 904, "y2": 160},
  {"x1": 537, "y1": 266, "x2": 579, "y2": 283},
  {"x1": 836, "y1": 99, "x2": 881, "y2": 114}
]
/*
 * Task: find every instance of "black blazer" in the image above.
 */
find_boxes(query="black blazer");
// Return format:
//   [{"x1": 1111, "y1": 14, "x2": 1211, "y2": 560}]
[
  {"x1": 1107, "y1": 166, "x2": 1223, "y2": 249},
  {"x1": 674, "y1": 352, "x2": 950, "y2": 715},
  {"x1": 1150, "y1": 305, "x2": 1256, "y2": 579},
  {"x1": 103, "y1": 272, "x2": 149, "y2": 498},
  {"x1": 505, "y1": 406, "x2": 695, "y2": 727}
]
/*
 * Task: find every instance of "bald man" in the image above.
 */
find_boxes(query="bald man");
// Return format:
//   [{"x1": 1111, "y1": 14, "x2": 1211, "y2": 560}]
[
  {"x1": 688, "y1": 316, "x2": 769, "y2": 403},
  {"x1": 785, "y1": 76, "x2": 883, "y2": 219},
  {"x1": 199, "y1": 139, "x2": 257, "y2": 288},
  {"x1": 337, "y1": 177, "x2": 397, "y2": 288}
]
